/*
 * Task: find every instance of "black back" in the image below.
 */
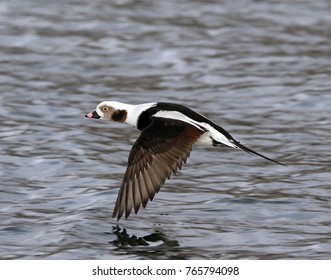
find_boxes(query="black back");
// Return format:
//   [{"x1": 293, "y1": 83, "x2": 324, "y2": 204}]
[{"x1": 136, "y1": 102, "x2": 236, "y2": 141}]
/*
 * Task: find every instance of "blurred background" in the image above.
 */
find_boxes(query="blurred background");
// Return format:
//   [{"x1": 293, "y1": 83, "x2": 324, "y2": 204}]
[{"x1": 0, "y1": 0, "x2": 330, "y2": 259}]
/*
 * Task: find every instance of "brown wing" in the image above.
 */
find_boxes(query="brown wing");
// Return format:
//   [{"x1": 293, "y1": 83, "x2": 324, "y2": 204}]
[{"x1": 112, "y1": 117, "x2": 205, "y2": 221}]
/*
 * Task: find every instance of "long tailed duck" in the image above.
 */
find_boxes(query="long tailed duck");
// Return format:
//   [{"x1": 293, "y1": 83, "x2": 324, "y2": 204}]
[{"x1": 86, "y1": 101, "x2": 285, "y2": 221}]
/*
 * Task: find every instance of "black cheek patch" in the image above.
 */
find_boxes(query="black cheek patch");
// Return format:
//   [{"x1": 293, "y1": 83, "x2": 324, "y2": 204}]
[{"x1": 112, "y1": 109, "x2": 127, "y2": 122}]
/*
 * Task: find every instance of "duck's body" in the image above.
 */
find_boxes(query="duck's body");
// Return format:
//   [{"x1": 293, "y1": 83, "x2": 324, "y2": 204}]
[{"x1": 86, "y1": 101, "x2": 284, "y2": 221}]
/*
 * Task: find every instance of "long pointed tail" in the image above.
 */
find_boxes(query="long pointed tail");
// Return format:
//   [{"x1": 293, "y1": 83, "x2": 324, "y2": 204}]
[{"x1": 232, "y1": 140, "x2": 287, "y2": 166}]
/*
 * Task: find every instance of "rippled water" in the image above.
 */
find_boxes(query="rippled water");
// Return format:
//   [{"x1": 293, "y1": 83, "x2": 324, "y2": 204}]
[{"x1": 1, "y1": 0, "x2": 331, "y2": 259}]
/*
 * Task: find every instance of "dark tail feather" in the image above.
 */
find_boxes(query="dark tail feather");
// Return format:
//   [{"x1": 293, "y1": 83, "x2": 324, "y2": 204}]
[{"x1": 234, "y1": 141, "x2": 287, "y2": 166}]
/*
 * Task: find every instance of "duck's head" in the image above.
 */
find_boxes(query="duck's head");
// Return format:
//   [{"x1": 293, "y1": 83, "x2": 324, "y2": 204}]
[{"x1": 85, "y1": 101, "x2": 128, "y2": 122}]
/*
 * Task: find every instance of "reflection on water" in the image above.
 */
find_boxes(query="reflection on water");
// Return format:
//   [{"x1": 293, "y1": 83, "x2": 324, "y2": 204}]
[
  {"x1": 1, "y1": 0, "x2": 331, "y2": 259},
  {"x1": 111, "y1": 226, "x2": 149, "y2": 247},
  {"x1": 112, "y1": 226, "x2": 179, "y2": 247},
  {"x1": 111, "y1": 226, "x2": 186, "y2": 259}
]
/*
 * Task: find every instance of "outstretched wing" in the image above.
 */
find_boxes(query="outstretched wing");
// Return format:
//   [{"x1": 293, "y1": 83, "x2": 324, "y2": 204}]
[{"x1": 112, "y1": 117, "x2": 205, "y2": 221}]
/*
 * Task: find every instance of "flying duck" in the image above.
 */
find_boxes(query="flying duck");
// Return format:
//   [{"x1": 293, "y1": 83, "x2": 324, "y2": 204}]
[{"x1": 86, "y1": 101, "x2": 284, "y2": 221}]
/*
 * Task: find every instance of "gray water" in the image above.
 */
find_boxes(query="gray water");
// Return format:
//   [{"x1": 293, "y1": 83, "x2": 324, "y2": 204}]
[{"x1": 1, "y1": 0, "x2": 330, "y2": 260}]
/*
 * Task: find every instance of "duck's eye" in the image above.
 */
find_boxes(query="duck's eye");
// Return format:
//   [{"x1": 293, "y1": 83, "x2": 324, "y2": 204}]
[{"x1": 102, "y1": 107, "x2": 109, "y2": 112}]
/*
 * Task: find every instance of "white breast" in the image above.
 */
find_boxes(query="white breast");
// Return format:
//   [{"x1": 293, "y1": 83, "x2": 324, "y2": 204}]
[{"x1": 125, "y1": 102, "x2": 156, "y2": 127}]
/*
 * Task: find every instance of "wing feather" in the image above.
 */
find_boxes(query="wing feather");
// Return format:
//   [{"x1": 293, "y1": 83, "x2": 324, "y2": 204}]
[{"x1": 112, "y1": 118, "x2": 204, "y2": 220}]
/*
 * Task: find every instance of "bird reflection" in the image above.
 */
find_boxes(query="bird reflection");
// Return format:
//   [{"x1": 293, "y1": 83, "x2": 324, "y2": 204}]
[{"x1": 110, "y1": 226, "x2": 179, "y2": 247}]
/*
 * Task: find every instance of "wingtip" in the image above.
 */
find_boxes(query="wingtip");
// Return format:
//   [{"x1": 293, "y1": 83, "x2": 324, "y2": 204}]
[
  {"x1": 112, "y1": 211, "x2": 119, "y2": 221},
  {"x1": 112, "y1": 212, "x2": 123, "y2": 222},
  {"x1": 112, "y1": 207, "x2": 122, "y2": 222},
  {"x1": 112, "y1": 207, "x2": 133, "y2": 221}
]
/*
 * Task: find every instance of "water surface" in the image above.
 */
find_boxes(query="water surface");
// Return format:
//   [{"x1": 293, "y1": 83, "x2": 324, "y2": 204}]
[{"x1": 0, "y1": 0, "x2": 330, "y2": 259}]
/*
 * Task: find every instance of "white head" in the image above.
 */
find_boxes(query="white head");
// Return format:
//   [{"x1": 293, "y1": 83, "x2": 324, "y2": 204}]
[{"x1": 85, "y1": 101, "x2": 130, "y2": 122}]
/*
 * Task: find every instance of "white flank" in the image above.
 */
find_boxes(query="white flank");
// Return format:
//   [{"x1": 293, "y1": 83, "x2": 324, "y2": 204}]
[{"x1": 154, "y1": 110, "x2": 238, "y2": 148}]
